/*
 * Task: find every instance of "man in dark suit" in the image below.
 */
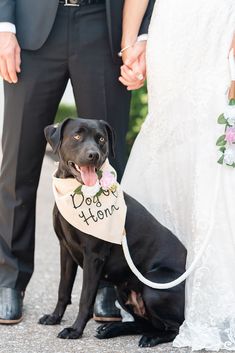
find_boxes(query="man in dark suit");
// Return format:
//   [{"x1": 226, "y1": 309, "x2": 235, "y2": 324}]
[{"x1": 0, "y1": 0, "x2": 154, "y2": 324}]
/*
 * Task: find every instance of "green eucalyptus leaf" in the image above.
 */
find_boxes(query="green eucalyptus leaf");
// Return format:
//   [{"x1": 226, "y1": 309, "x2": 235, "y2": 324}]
[
  {"x1": 74, "y1": 185, "x2": 82, "y2": 194},
  {"x1": 217, "y1": 155, "x2": 224, "y2": 165},
  {"x1": 219, "y1": 146, "x2": 226, "y2": 153},
  {"x1": 97, "y1": 170, "x2": 102, "y2": 179},
  {"x1": 229, "y1": 99, "x2": 235, "y2": 106},
  {"x1": 95, "y1": 189, "x2": 103, "y2": 197},
  {"x1": 216, "y1": 135, "x2": 226, "y2": 146},
  {"x1": 217, "y1": 114, "x2": 227, "y2": 124}
]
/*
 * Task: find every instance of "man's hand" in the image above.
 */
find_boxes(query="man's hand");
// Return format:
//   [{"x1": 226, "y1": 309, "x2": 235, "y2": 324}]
[
  {"x1": 119, "y1": 41, "x2": 147, "y2": 90},
  {"x1": 0, "y1": 32, "x2": 21, "y2": 83}
]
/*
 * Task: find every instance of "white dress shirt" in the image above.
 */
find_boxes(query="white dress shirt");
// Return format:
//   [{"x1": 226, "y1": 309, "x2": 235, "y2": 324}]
[{"x1": 0, "y1": 22, "x2": 16, "y2": 34}]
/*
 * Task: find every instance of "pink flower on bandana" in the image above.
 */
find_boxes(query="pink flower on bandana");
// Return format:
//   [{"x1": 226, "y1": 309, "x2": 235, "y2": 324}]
[
  {"x1": 100, "y1": 171, "x2": 116, "y2": 191},
  {"x1": 225, "y1": 127, "x2": 235, "y2": 144}
]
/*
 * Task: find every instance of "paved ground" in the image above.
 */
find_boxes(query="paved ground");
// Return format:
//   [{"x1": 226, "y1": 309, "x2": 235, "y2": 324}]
[{"x1": 0, "y1": 153, "x2": 231, "y2": 353}]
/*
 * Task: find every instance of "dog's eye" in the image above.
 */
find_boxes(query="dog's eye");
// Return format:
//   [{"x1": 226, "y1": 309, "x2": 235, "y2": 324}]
[
  {"x1": 74, "y1": 134, "x2": 81, "y2": 140},
  {"x1": 99, "y1": 137, "x2": 105, "y2": 143}
]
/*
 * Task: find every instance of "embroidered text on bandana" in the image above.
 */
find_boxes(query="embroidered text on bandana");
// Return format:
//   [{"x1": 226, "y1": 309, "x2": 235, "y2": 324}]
[{"x1": 52, "y1": 160, "x2": 127, "y2": 244}]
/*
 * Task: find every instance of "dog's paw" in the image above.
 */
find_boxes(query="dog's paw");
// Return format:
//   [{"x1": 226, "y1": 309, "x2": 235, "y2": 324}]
[
  {"x1": 95, "y1": 323, "x2": 110, "y2": 338},
  {"x1": 57, "y1": 327, "x2": 82, "y2": 339},
  {"x1": 38, "y1": 314, "x2": 61, "y2": 325},
  {"x1": 95, "y1": 323, "x2": 118, "y2": 339},
  {"x1": 139, "y1": 335, "x2": 161, "y2": 348}
]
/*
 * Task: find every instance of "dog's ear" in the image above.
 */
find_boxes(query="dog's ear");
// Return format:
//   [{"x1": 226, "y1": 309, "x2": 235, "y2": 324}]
[
  {"x1": 100, "y1": 120, "x2": 116, "y2": 158},
  {"x1": 44, "y1": 118, "x2": 73, "y2": 154}
]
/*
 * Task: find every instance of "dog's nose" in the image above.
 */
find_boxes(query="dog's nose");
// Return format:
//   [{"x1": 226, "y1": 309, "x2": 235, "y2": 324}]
[{"x1": 87, "y1": 152, "x2": 100, "y2": 161}]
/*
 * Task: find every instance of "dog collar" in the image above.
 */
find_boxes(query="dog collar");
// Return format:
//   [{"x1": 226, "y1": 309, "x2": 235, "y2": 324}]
[{"x1": 52, "y1": 159, "x2": 127, "y2": 244}]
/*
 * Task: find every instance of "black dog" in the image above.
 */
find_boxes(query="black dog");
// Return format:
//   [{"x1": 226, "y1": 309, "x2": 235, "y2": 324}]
[{"x1": 39, "y1": 118, "x2": 186, "y2": 348}]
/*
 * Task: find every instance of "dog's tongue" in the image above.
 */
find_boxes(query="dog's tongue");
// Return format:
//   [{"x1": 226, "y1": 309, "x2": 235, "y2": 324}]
[{"x1": 80, "y1": 166, "x2": 98, "y2": 186}]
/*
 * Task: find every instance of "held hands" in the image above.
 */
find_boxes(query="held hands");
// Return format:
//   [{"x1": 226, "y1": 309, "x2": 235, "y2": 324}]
[
  {"x1": 0, "y1": 33, "x2": 21, "y2": 83},
  {"x1": 119, "y1": 41, "x2": 147, "y2": 91}
]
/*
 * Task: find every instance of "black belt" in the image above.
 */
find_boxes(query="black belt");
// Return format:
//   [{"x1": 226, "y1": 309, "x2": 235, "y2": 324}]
[{"x1": 59, "y1": 0, "x2": 105, "y2": 6}]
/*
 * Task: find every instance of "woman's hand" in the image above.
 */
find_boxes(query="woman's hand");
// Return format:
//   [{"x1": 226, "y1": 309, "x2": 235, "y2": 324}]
[
  {"x1": 119, "y1": 0, "x2": 149, "y2": 90},
  {"x1": 119, "y1": 41, "x2": 147, "y2": 90}
]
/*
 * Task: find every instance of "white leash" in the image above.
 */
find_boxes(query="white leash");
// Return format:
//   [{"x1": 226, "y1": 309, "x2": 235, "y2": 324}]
[
  {"x1": 122, "y1": 167, "x2": 221, "y2": 289},
  {"x1": 121, "y1": 49, "x2": 235, "y2": 290}
]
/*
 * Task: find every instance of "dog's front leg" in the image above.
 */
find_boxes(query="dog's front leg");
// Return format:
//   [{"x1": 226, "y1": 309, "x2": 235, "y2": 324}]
[
  {"x1": 39, "y1": 241, "x2": 78, "y2": 325},
  {"x1": 57, "y1": 253, "x2": 105, "y2": 339}
]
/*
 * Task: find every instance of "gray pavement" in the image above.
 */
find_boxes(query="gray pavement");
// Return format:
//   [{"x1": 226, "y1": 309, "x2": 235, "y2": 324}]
[{"x1": 0, "y1": 153, "x2": 230, "y2": 353}]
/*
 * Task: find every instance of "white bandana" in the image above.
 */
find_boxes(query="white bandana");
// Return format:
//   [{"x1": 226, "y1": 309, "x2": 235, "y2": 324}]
[{"x1": 52, "y1": 160, "x2": 127, "y2": 244}]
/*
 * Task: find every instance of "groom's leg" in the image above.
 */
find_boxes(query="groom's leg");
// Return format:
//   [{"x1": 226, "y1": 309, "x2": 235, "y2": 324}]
[
  {"x1": 68, "y1": 3, "x2": 131, "y2": 321},
  {"x1": 0, "y1": 7, "x2": 70, "y2": 291}
]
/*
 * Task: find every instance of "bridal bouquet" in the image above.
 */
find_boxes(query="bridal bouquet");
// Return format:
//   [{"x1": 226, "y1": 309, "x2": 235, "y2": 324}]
[
  {"x1": 216, "y1": 98, "x2": 235, "y2": 167},
  {"x1": 216, "y1": 49, "x2": 235, "y2": 167}
]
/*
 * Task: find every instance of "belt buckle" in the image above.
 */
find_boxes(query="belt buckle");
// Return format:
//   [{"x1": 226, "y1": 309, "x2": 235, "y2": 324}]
[{"x1": 64, "y1": 0, "x2": 80, "y2": 6}]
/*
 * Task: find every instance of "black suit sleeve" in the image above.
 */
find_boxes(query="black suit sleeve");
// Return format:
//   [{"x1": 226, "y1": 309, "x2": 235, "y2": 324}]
[
  {"x1": 0, "y1": 0, "x2": 15, "y2": 23},
  {"x1": 139, "y1": 0, "x2": 155, "y2": 35}
]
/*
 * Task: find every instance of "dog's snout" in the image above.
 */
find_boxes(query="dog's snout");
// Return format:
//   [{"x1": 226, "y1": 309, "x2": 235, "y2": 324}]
[{"x1": 87, "y1": 151, "x2": 100, "y2": 161}]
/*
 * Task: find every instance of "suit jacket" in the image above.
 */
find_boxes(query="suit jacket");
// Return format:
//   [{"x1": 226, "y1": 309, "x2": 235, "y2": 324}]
[{"x1": 0, "y1": 0, "x2": 155, "y2": 62}]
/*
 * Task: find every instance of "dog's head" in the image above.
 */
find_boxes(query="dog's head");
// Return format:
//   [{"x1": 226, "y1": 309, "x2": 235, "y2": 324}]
[{"x1": 44, "y1": 117, "x2": 115, "y2": 186}]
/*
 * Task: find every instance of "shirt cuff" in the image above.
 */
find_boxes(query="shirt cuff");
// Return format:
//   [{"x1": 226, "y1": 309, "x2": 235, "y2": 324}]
[
  {"x1": 0, "y1": 22, "x2": 16, "y2": 34},
  {"x1": 137, "y1": 34, "x2": 148, "y2": 42}
]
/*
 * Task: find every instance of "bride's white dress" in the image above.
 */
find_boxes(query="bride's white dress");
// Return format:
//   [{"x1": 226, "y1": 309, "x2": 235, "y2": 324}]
[{"x1": 122, "y1": 0, "x2": 235, "y2": 351}]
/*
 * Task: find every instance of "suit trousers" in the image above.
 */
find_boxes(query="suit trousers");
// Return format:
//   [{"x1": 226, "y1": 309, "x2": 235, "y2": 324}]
[{"x1": 0, "y1": 4, "x2": 131, "y2": 290}]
